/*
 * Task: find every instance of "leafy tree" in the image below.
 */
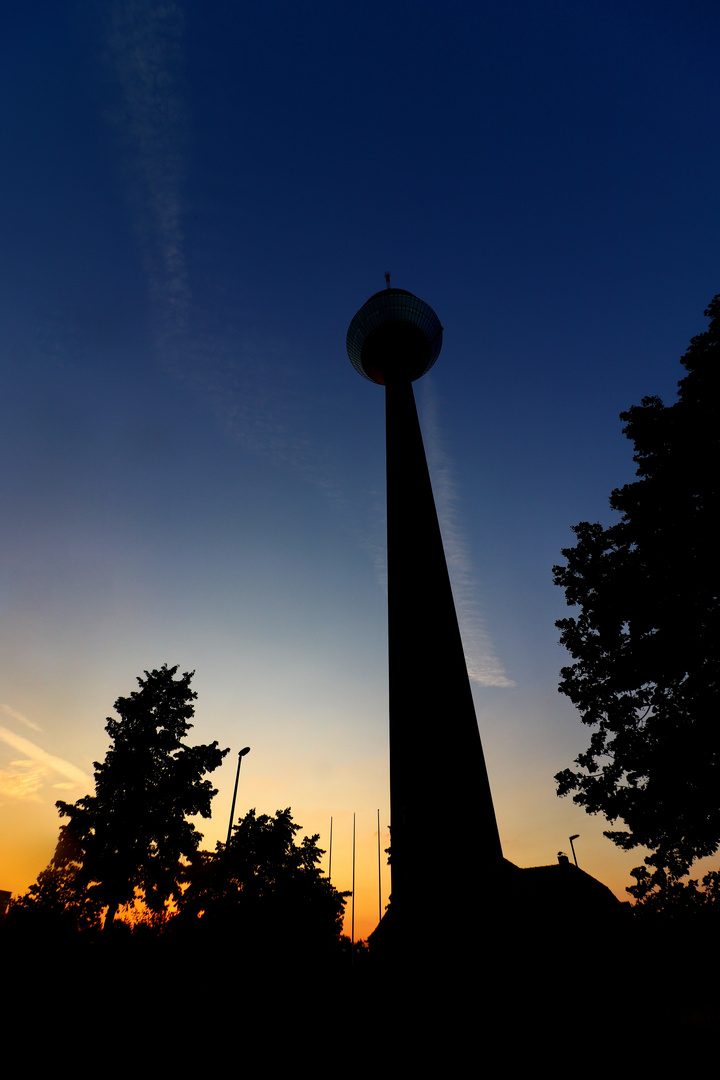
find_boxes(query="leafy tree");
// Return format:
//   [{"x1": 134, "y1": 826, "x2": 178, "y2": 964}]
[
  {"x1": 181, "y1": 807, "x2": 347, "y2": 960},
  {"x1": 48, "y1": 665, "x2": 228, "y2": 929},
  {"x1": 627, "y1": 866, "x2": 720, "y2": 915},
  {"x1": 9, "y1": 862, "x2": 103, "y2": 934},
  {"x1": 554, "y1": 296, "x2": 720, "y2": 878}
]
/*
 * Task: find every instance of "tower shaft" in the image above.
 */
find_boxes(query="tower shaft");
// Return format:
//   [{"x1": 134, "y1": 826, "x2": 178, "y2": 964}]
[{"x1": 385, "y1": 380, "x2": 502, "y2": 923}]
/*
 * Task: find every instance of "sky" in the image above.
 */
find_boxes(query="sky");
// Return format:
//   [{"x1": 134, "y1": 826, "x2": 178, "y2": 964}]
[{"x1": 1, "y1": 0, "x2": 718, "y2": 940}]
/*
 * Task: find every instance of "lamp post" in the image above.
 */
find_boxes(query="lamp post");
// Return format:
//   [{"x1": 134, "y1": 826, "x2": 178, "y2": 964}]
[
  {"x1": 226, "y1": 746, "x2": 251, "y2": 846},
  {"x1": 569, "y1": 834, "x2": 580, "y2": 867}
]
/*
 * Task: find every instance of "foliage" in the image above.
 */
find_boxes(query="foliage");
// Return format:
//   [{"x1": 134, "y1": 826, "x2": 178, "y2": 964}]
[
  {"x1": 554, "y1": 296, "x2": 720, "y2": 877},
  {"x1": 181, "y1": 807, "x2": 347, "y2": 958},
  {"x1": 627, "y1": 867, "x2": 720, "y2": 916},
  {"x1": 9, "y1": 862, "x2": 102, "y2": 934},
  {"x1": 46, "y1": 665, "x2": 228, "y2": 929}
]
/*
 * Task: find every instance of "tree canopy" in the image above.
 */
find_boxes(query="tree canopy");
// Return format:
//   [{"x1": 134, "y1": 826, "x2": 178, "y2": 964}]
[
  {"x1": 180, "y1": 807, "x2": 347, "y2": 960},
  {"x1": 49, "y1": 665, "x2": 228, "y2": 928},
  {"x1": 554, "y1": 295, "x2": 720, "y2": 877}
]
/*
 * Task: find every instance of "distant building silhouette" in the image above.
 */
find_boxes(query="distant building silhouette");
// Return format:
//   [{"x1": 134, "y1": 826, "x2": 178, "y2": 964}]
[
  {"x1": 504, "y1": 853, "x2": 623, "y2": 921},
  {"x1": 367, "y1": 851, "x2": 623, "y2": 963}
]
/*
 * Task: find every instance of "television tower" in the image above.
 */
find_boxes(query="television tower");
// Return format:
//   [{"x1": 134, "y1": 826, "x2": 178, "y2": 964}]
[{"x1": 347, "y1": 286, "x2": 503, "y2": 947}]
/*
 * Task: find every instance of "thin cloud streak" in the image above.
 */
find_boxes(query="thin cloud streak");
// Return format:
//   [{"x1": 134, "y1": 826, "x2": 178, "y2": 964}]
[
  {"x1": 106, "y1": 0, "x2": 189, "y2": 364},
  {"x1": 0, "y1": 727, "x2": 92, "y2": 795},
  {"x1": 105, "y1": 3, "x2": 345, "y2": 503},
  {"x1": 419, "y1": 379, "x2": 515, "y2": 688},
  {"x1": 0, "y1": 761, "x2": 46, "y2": 802},
  {"x1": 196, "y1": 338, "x2": 343, "y2": 497},
  {"x1": 2, "y1": 704, "x2": 41, "y2": 733}
]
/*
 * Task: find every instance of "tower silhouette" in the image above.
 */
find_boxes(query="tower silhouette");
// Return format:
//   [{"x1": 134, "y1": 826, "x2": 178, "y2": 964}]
[{"x1": 347, "y1": 287, "x2": 502, "y2": 947}]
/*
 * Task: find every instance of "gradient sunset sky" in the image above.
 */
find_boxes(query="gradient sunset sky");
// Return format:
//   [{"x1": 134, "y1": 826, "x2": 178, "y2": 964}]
[{"x1": 1, "y1": 0, "x2": 718, "y2": 939}]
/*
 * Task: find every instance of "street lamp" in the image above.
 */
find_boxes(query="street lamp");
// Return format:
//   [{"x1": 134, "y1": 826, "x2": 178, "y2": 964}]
[
  {"x1": 226, "y1": 746, "x2": 251, "y2": 846},
  {"x1": 569, "y1": 834, "x2": 580, "y2": 867}
]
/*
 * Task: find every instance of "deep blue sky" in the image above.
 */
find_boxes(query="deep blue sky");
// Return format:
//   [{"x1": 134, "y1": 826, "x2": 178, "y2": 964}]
[{"x1": 1, "y1": 0, "x2": 718, "y2": 934}]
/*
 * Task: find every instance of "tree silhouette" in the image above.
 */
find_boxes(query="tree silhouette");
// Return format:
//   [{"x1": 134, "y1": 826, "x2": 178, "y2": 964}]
[
  {"x1": 9, "y1": 862, "x2": 102, "y2": 934},
  {"x1": 627, "y1": 866, "x2": 720, "y2": 914},
  {"x1": 554, "y1": 296, "x2": 719, "y2": 878},
  {"x1": 47, "y1": 665, "x2": 229, "y2": 929},
  {"x1": 181, "y1": 807, "x2": 347, "y2": 962}
]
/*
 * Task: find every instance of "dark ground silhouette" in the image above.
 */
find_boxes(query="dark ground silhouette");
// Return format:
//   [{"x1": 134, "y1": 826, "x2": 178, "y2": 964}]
[{"x1": 5, "y1": 858, "x2": 720, "y2": 1069}]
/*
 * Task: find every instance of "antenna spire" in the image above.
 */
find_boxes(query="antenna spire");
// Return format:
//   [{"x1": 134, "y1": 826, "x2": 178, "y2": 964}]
[{"x1": 385, "y1": 271, "x2": 391, "y2": 289}]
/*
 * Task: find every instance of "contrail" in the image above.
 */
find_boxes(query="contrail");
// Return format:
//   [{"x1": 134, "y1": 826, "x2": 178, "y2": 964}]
[
  {"x1": 419, "y1": 378, "x2": 514, "y2": 688},
  {"x1": 1, "y1": 703, "x2": 41, "y2": 733},
  {"x1": 106, "y1": 0, "x2": 189, "y2": 364},
  {"x1": 103, "y1": 2, "x2": 344, "y2": 500},
  {"x1": 0, "y1": 726, "x2": 92, "y2": 791}
]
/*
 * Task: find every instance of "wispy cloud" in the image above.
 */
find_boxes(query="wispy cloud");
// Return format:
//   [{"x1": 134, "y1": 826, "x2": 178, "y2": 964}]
[
  {"x1": 419, "y1": 379, "x2": 514, "y2": 688},
  {"x1": 106, "y1": 0, "x2": 189, "y2": 365},
  {"x1": 360, "y1": 487, "x2": 388, "y2": 595},
  {"x1": 104, "y1": 3, "x2": 344, "y2": 502},
  {"x1": 195, "y1": 336, "x2": 343, "y2": 496},
  {"x1": 0, "y1": 726, "x2": 92, "y2": 801},
  {"x1": 0, "y1": 761, "x2": 46, "y2": 802},
  {"x1": 1, "y1": 703, "x2": 41, "y2": 732}
]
